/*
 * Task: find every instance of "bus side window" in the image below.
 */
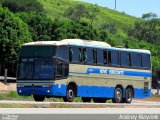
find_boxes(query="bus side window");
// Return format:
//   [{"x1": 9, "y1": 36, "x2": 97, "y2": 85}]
[
  {"x1": 130, "y1": 53, "x2": 142, "y2": 68},
  {"x1": 142, "y1": 54, "x2": 151, "y2": 69},
  {"x1": 79, "y1": 48, "x2": 82, "y2": 62},
  {"x1": 93, "y1": 49, "x2": 97, "y2": 64},
  {"x1": 103, "y1": 51, "x2": 108, "y2": 64},
  {"x1": 97, "y1": 49, "x2": 104, "y2": 65},
  {"x1": 111, "y1": 51, "x2": 120, "y2": 66},
  {"x1": 69, "y1": 47, "x2": 73, "y2": 62},
  {"x1": 120, "y1": 52, "x2": 130, "y2": 67},
  {"x1": 58, "y1": 46, "x2": 68, "y2": 61},
  {"x1": 70, "y1": 47, "x2": 80, "y2": 63},
  {"x1": 108, "y1": 51, "x2": 111, "y2": 65},
  {"x1": 82, "y1": 48, "x2": 87, "y2": 62},
  {"x1": 86, "y1": 48, "x2": 93, "y2": 64}
]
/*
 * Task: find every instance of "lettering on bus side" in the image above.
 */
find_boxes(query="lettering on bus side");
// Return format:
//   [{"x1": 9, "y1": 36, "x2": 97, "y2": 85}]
[
  {"x1": 88, "y1": 68, "x2": 124, "y2": 75},
  {"x1": 100, "y1": 69, "x2": 108, "y2": 74},
  {"x1": 108, "y1": 70, "x2": 124, "y2": 75}
]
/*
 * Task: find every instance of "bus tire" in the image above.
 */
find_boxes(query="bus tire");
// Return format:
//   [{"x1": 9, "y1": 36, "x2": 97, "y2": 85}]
[
  {"x1": 124, "y1": 88, "x2": 133, "y2": 104},
  {"x1": 63, "y1": 85, "x2": 75, "y2": 102},
  {"x1": 33, "y1": 95, "x2": 45, "y2": 102},
  {"x1": 93, "y1": 98, "x2": 106, "y2": 103},
  {"x1": 112, "y1": 87, "x2": 122, "y2": 103},
  {"x1": 82, "y1": 97, "x2": 91, "y2": 103}
]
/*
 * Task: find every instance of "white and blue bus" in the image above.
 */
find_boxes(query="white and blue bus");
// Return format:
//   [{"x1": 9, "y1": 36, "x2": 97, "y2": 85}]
[{"x1": 17, "y1": 39, "x2": 152, "y2": 103}]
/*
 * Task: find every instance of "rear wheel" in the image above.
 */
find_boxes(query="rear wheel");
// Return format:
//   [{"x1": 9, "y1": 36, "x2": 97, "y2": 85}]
[
  {"x1": 33, "y1": 95, "x2": 45, "y2": 102},
  {"x1": 81, "y1": 97, "x2": 91, "y2": 103},
  {"x1": 124, "y1": 88, "x2": 133, "y2": 103},
  {"x1": 63, "y1": 85, "x2": 76, "y2": 102},
  {"x1": 112, "y1": 87, "x2": 122, "y2": 103},
  {"x1": 93, "y1": 98, "x2": 106, "y2": 103}
]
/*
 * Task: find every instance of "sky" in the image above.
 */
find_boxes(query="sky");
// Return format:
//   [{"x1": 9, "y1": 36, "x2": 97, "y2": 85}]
[{"x1": 79, "y1": 0, "x2": 160, "y2": 18}]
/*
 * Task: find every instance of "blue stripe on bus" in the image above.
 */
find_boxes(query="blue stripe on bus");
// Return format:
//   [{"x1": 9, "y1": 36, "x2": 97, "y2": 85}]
[
  {"x1": 17, "y1": 84, "x2": 151, "y2": 99},
  {"x1": 70, "y1": 68, "x2": 152, "y2": 77}
]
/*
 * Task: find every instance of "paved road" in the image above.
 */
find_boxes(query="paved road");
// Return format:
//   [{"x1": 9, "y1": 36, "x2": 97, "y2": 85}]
[
  {"x1": 0, "y1": 108, "x2": 159, "y2": 120},
  {"x1": 0, "y1": 99, "x2": 160, "y2": 106},
  {"x1": 0, "y1": 100, "x2": 160, "y2": 120},
  {"x1": 0, "y1": 107, "x2": 160, "y2": 114}
]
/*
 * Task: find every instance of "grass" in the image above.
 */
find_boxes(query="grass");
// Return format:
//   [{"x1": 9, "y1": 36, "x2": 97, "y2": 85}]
[
  {"x1": 1, "y1": 91, "x2": 33, "y2": 101},
  {"x1": 37, "y1": 0, "x2": 140, "y2": 34}
]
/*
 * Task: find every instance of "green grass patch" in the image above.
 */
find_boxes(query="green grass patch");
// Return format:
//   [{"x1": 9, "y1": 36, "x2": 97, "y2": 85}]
[
  {"x1": 0, "y1": 91, "x2": 33, "y2": 101},
  {"x1": 0, "y1": 104, "x2": 26, "y2": 108}
]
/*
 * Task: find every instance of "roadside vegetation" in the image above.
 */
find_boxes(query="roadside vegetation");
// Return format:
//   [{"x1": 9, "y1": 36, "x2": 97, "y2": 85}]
[
  {"x1": 0, "y1": 90, "x2": 159, "y2": 108},
  {"x1": 0, "y1": 0, "x2": 159, "y2": 77},
  {"x1": 0, "y1": 91, "x2": 113, "y2": 103}
]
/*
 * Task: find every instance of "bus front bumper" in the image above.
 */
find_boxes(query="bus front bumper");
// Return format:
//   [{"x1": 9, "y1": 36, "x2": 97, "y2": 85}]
[{"x1": 17, "y1": 83, "x2": 67, "y2": 97}]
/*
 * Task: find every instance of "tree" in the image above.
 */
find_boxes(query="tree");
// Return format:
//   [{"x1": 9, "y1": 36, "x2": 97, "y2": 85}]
[
  {"x1": 128, "y1": 19, "x2": 160, "y2": 44},
  {"x1": 142, "y1": 12, "x2": 157, "y2": 20},
  {"x1": 0, "y1": 7, "x2": 32, "y2": 75},
  {"x1": 18, "y1": 12, "x2": 53, "y2": 41},
  {"x1": 0, "y1": 0, "x2": 44, "y2": 13},
  {"x1": 100, "y1": 23, "x2": 117, "y2": 34},
  {"x1": 65, "y1": 4, "x2": 88, "y2": 21},
  {"x1": 87, "y1": 5, "x2": 99, "y2": 25}
]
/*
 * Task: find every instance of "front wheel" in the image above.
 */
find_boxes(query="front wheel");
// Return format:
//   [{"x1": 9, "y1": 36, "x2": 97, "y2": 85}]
[
  {"x1": 33, "y1": 95, "x2": 45, "y2": 102},
  {"x1": 124, "y1": 88, "x2": 133, "y2": 103},
  {"x1": 63, "y1": 85, "x2": 76, "y2": 102},
  {"x1": 112, "y1": 87, "x2": 122, "y2": 103}
]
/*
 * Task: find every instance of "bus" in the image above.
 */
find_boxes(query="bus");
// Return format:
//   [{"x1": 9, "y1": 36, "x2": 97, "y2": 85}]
[{"x1": 17, "y1": 39, "x2": 152, "y2": 103}]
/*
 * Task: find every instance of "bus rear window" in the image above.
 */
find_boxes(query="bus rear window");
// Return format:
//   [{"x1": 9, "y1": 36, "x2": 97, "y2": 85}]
[{"x1": 20, "y1": 46, "x2": 56, "y2": 58}]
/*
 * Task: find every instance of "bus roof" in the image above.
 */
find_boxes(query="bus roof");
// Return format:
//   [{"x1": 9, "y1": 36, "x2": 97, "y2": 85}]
[
  {"x1": 23, "y1": 39, "x2": 111, "y2": 48},
  {"x1": 23, "y1": 39, "x2": 150, "y2": 54}
]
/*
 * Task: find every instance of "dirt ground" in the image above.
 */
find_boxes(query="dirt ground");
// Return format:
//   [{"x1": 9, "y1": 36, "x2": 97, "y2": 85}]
[{"x1": 0, "y1": 82, "x2": 16, "y2": 91}]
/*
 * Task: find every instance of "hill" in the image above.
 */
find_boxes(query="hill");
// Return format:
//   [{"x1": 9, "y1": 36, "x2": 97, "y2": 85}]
[{"x1": 38, "y1": 0, "x2": 139, "y2": 35}]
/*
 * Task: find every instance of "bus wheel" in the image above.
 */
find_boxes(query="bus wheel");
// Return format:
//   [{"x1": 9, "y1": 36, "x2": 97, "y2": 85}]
[
  {"x1": 33, "y1": 95, "x2": 45, "y2": 102},
  {"x1": 93, "y1": 98, "x2": 106, "y2": 103},
  {"x1": 112, "y1": 87, "x2": 122, "y2": 103},
  {"x1": 124, "y1": 88, "x2": 133, "y2": 103},
  {"x1": 63, "y1": 85, "x2": 75, "y2": 102},
  {"x1": 82, "y1": 97, "x2": 91, "y2": 103}
]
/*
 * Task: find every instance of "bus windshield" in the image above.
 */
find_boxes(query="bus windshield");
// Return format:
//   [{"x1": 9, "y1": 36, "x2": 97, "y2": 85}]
[
  {"x1": 17, "y1": 46, "x2": 57, "y2": 80},
  {"x1": 17, "y1": 58, "x2": 55, "y2": 80}
]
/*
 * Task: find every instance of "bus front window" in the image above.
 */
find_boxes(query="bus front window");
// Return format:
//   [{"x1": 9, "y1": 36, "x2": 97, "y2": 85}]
[
  {"x1": 33, "y1": 59, "x2": 54, "y2": 79},
  {"x1": 17, "y1": 58, "x2": 55, "y2": 80},
  {"x1": 17, "y1": 46, "x2": 56, "y2": 80}
]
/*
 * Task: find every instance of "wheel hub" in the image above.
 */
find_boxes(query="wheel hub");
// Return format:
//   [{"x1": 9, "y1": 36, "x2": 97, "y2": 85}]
[
  {"x1": 116, "y1": 91, "x2": 121, "y2": 101},
  {"x1": 68, "y1": 89, "x2": 73, "y2": 98}
]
